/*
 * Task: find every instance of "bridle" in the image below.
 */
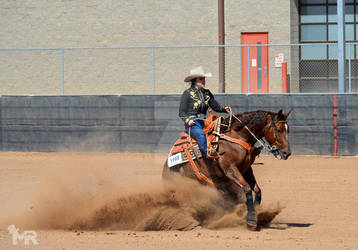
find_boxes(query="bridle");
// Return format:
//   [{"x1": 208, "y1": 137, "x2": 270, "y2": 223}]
[
  {"x1": 228, "y1": 109, "x2": 287, "y2": 156},
  {"x1": 265, "y1": 120, "x2": 288, "y2": 156},
  {"x1": 186, "y1": 109, "x2": 288, "y2": 157}
]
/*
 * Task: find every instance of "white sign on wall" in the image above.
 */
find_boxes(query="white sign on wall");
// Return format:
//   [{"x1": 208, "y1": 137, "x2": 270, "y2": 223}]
[
  {"x1": 275, "y1": 53, "x2": 284, "y2": 67},
  {"x1": 251, "y1": 59, "x2": 257, "y2": 67}
]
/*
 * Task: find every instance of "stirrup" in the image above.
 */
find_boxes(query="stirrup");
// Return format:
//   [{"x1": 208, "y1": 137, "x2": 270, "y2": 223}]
[{"x1": 207, "y1": 150, "x2": 220, "y2": 159}]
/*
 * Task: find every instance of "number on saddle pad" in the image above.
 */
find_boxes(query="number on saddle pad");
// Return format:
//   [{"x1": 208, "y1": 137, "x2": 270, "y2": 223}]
[{"x1": 168, "y1": 153, "x2": 183, "y2": 168}]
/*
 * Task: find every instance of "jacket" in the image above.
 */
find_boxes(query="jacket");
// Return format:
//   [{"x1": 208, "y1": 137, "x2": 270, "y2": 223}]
[{"x1": 178, "y1": 86, "x2": 226, "y2": 124}]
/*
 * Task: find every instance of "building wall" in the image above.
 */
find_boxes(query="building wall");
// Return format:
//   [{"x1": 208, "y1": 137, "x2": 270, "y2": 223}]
[
  {"x1": 0, "y1": 0, "x2": 293, "y2": 95},
  {"x1": 225, "y1": 0, "x2": 292, "y2": 93}
]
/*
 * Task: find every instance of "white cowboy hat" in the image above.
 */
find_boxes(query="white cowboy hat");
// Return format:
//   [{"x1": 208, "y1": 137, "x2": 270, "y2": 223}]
[{"x1": 184, "y1": 66, "x2": 212, "y2": 82}]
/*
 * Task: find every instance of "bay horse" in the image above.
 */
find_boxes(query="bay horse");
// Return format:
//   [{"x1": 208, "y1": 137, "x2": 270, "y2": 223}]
[{"x1": 162, "y1": 109, "x2": 291, "y2": 229}]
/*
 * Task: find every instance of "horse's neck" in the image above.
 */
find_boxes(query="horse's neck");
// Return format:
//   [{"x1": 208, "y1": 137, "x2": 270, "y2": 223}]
[
  {"x1": 226, "y1": 116, "x2": 267, "y2": 145},
  {"x1": 249, "y1": 121, "x2": 267, "y2": 143}
]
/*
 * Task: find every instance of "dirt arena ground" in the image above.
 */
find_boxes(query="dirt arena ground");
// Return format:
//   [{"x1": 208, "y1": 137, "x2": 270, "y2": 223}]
[{"x1": 0, "y1": 152, "x2": 357, "y2": 250}]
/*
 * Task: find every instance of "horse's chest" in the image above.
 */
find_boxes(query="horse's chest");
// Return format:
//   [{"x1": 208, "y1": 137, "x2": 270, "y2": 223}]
[{"x1": 237, "y1": 153, "x2": 252, "y2": 174}]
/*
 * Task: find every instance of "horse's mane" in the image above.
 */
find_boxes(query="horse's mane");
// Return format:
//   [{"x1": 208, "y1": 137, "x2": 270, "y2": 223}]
[{"x1": 221, "y1": 110, "x2": 285, "y2": 132}]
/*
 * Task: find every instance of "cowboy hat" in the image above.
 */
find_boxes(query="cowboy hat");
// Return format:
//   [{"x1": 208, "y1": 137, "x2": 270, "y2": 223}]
[{"x1": 184, "y1": 66, "x2": 212, "y2": 82}]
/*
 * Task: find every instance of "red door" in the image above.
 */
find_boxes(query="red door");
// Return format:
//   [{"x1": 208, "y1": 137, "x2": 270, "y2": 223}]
[{"x1": 241, "y1": 33, "x2": 269, "y2": 93}]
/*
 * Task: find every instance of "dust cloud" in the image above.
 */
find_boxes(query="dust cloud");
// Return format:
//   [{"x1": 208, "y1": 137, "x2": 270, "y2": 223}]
[{"x1": 0, "y1": 162, "x2": 281, "y2": 231}]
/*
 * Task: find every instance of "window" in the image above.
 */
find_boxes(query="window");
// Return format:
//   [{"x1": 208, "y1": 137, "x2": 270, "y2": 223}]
[
  {"x1": 299, "y1": 0, "x2": 358, "y2": 92},
  {"x1": 300, "y1": 24, "x2": 327, "y2": 41},
  {"x1": 299, "y1": 0, "x2": 358, "y2": 59}
]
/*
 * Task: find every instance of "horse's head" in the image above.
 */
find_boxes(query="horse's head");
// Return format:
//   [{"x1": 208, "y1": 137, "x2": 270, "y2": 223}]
[{"x1": 265, "y1": 109, "x2": 292, "y2": 160}]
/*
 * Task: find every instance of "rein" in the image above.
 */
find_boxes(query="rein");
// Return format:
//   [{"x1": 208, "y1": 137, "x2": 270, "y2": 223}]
[
  {"x1": 186, "y1": 109, "x2": 285, "y2": 156},
  {"x1": 226, "y1": 108, "x2": 283, "y2": 154}
]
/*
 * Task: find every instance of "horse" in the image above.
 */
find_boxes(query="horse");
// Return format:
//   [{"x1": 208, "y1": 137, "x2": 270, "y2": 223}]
[{"x1": 162, "y1": 109, "x2": 292, "y2": 229}]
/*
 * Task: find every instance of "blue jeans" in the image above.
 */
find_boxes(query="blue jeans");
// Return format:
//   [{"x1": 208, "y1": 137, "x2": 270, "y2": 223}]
[{"x1": 185, "y1": 119, "x2": 207, "y2": 157}]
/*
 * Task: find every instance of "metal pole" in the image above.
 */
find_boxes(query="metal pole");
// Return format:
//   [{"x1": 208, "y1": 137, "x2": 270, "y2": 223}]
[
  {"x1": 282, "y1": 62, "x2": 288, "y2": 93},
  {"x1": 218, "y1": 0, "x2": 225, "y2": 93},
  {"x1": 348, "y1": 43, "x2": 352, "y2": 92},
  {"x1": 337, "y1": 0, "x2": 345, "y2": 93},
  {"x1": 152, "y1": 47, "x2": 155, "y2": 94},
  {"x1": 247, "y1": 45, "x2": 250, "y2": 93},
  {"x1": 61, "y1": 49, "x2": 64, "y2": 95}
]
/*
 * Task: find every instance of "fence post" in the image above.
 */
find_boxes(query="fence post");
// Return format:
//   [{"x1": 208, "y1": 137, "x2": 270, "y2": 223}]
[
  {"x1": 247, "y1": 45, "x2": 250, "y2": 93},
  {"x1": 348, "y1": 43, "x2": 352, "y2": 93},
  {"x1": 333, "y1": 92, "x2": 337, "y2": 156},
  {"x1": 152, "y1": 47, "x2": 156, "y2": 94},
  {"x1": 61, "y1": 49, "x2": 64, "y2": 95},
  {"x1": 337, "y1": 0, "x2": 345, "y2": 93},
  {"x1": 282, "y1": 62, "x2": 288, "y2": 93}
]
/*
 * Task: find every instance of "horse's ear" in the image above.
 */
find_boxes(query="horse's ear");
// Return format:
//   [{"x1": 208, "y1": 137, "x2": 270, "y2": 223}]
[
  {"x1": 277, "y1": 109, "x2": 283, "y2": 117},
  {"x1": 284, "y1": 110, "x2": 292, "y2": 120},
  {"x1": 275, "y1": 109, "x2": 283, "y2": 121}
]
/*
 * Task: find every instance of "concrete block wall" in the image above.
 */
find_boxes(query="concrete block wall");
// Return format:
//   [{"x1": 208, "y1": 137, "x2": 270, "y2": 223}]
[{"x1": 0, "y1": 0, "x2": 296, "y2": 94}]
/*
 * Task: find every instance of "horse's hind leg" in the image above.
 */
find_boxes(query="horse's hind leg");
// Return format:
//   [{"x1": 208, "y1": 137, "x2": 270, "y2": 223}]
[
  {"x1": 220, "y1": 182, "x2": 244, "y2": 208},
  {"x1": 243, "y1": 166, "x2": 261, "y2": 207},
  {"x1": 220, "y1": 163, "x2": 257, "y2": 228}
]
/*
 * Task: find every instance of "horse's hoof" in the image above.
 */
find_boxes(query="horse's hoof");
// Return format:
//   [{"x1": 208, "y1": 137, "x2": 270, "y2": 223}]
[
  {"x1": 246, "y1": 219, "x2": 257, "y2": 230},
  {"x1": 246, "y1": 212, "x2": 257, "y2": 230},
  {"x1": 246, "y1": 218, "x2": 257, "y2": 226},
  {"x1": 246, "y1": 223, "x2": 257, "y2": 231}
]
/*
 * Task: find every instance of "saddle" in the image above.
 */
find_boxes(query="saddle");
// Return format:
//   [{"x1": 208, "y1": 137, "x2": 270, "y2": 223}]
[
  {"x1": 168, "y1": 110, "x2": 221, "y2": 167},
  {"x1": 167, "y1": 110, "x2": 254, "y2": 186}
]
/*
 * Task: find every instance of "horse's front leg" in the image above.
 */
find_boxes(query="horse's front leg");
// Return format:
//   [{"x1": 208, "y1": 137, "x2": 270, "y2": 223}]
[
  {"x1": 243, "y1": 166, "x2": 261, "y2": 208},
  {"x1": 253, "y1": 184, "x2": 262, "y2": 207},
  {"x1": 222, "y1": 163, "x2": 257, "y2": 228}
]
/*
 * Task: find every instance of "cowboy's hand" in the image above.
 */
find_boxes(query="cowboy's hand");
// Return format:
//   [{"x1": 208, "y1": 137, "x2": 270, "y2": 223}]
[
  {"x1": 188, "y1": 120, "x2": 195, "y2": 126},
  {"x1": 225, "y1": 106, "x2": 231, "y2": 113}
]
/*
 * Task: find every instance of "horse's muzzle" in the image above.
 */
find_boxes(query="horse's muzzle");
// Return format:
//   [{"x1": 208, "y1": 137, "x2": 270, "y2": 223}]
[
  {"x1": 271, "y1": 149, "x2": 291, "y2": 160},
  {"x1": 279, "y1": 150, "x2": 291, "y2": 160}
]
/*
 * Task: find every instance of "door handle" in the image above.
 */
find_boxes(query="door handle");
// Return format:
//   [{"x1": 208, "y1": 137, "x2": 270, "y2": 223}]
[{"x1": 264, "y1": 65, "x2": 267, "y2": 77}]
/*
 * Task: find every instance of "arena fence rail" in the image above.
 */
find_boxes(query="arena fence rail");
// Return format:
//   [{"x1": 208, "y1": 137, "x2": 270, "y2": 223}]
[{"x1": 0, "y1": 94, "x2": 356, "y2": 156}]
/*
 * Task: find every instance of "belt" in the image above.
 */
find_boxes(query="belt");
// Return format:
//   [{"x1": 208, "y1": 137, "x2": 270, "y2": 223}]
[{"x1": 189, "y1": 114, "x2": 206, "y2": 119}]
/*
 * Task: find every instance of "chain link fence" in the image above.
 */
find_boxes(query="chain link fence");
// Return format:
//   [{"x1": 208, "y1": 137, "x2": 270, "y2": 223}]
[
  {"x1": 1, "y1": 43, "x2": 358, "y2": 95},
  {"x1": 299, "y1": 43, "x2": 358, "y2": 93}
]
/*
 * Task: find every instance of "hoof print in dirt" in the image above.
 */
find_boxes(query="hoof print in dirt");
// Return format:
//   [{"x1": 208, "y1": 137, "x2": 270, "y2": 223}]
[{"x1": 141, "y1": 208, "x2": 200, "y2": 231}]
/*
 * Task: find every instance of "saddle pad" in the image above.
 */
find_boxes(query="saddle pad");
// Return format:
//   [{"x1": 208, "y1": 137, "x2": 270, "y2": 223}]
[{"x1": 168, "y1": 144, "x2": 202, "y2": 168}]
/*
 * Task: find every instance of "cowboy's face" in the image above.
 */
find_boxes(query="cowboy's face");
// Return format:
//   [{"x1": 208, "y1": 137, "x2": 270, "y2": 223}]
[{"x1": 195, "y1": 77, "x2": 206, "y2": 89}]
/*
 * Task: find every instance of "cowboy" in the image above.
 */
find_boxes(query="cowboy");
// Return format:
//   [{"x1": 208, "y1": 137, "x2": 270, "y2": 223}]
[{"x1": 179, "y1": 66, "x2": 230, "y2": 159}]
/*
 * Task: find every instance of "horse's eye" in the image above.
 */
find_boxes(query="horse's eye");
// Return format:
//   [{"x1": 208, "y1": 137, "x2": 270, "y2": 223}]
[{"x1": 277, "y1": 129, "x2": 282, "y2": 133}]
